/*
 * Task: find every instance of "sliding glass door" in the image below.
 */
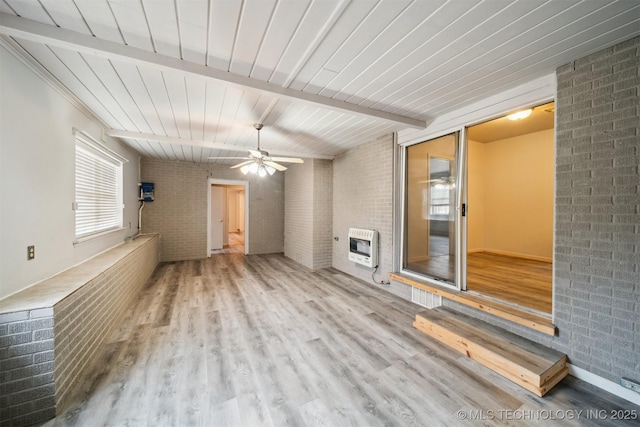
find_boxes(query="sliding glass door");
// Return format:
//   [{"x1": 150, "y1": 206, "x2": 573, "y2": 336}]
[{"x1": 403, "y1": 132, "x2": 462, "y2": 287}]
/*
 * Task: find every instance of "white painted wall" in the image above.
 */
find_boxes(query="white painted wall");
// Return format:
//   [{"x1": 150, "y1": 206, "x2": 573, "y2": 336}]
[{"x1": 0, "y1": 45, "x2": 140, "y2": 300}]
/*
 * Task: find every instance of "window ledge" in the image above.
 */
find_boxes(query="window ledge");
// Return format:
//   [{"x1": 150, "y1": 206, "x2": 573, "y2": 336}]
[{"x1": 74, "y1": 227, "x2": 125, "y2": 246}]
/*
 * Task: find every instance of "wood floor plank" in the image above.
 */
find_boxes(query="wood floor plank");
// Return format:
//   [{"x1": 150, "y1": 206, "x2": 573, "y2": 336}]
[
  {"x1": 46, "y1": 253, "x2": 638, "y2": 427},
  {"x1": 208, "y1": 398, "x2": 242, "y2": 426}
]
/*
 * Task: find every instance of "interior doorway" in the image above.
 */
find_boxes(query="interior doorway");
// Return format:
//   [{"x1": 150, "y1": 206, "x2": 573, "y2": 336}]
[
  {"x1": 465, "y1": 102, "x2": 555, "y2": 313},
  {"x1": 208, "y1": 179, "x2": 248, "y2": 256}
]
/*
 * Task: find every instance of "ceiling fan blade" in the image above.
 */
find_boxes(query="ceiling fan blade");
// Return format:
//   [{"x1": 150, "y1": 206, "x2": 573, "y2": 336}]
[
  {"x1": 230, "y1": 160, "x2": 255, "y2": 169},
  {"x1": 264, "y1": 160, "x2": 288, "y2": 171},
  {"x1": 207, "y1": 156, "x2": 251, "y2": 160},
  {"x1": 270, "y1": 157, "x2": 304, "y2": 164},
  {"x1": 249, "y1": 149, "x2": 263, "y2": 159}
]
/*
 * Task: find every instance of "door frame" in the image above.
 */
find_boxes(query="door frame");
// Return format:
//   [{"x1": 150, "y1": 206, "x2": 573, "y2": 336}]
[
  {"x1": 210, "y1": 185, "x2": 225, "y2": 250},
  {"x1": 207, "y1": 178, "x2": 249, "y2": 256},
  {"x1": 400, "y1": 131, "x2": 462, "y2": 291},
  {"x1": 395, "y1": 74, "x2": 556, "y2": 292}
]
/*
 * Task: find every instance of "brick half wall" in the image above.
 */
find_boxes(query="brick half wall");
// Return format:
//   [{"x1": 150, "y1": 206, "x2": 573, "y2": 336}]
[{"x1": 0, "y1": 234, "x2": 160, "y2": 426}]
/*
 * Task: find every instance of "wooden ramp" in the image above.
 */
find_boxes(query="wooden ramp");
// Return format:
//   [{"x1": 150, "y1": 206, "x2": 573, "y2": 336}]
[{"x1": 413, "y1": 307, "x2": 568, "y2": 397}]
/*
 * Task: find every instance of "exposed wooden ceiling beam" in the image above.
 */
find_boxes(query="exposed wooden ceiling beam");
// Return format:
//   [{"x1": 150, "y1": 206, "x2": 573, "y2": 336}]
[
  {"x1": 0, "y1": 13, "x2": 425, "y2": 129},
  {"x1": 104, "y1": 129, "x2": 335, "y2": 160}
]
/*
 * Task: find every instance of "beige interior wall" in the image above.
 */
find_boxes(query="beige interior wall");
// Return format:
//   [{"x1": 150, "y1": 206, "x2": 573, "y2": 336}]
[
  {"x1": 237, "y1": 192, "x2": 245, "y2": 232},
  {"x1": 227, "y1": 189, "x2": 245, "y2": 233},
  {"x1": 468, "y1": 129, "x2": 554, "y2": 260},
  {"x1": 467, "y1": 139, "x2": 486, "y2": 251}
]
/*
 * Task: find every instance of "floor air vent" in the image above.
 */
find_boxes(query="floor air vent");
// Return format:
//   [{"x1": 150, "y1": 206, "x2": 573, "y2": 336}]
[{"x1": 411, "y1": 287, "x2": 442, "y2": 309}]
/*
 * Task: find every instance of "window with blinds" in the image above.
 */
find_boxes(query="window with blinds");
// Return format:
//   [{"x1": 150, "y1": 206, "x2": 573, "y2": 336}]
[{"x1": 75, "y1": 134, "x2": 123, "y2": 239}]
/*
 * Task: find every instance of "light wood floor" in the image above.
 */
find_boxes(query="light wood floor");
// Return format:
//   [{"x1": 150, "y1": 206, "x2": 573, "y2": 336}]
[
  {"x1": 44, "y1": 254, "x2": 634, "y2": 426},
  {"x1": 211, "y1": 232, "x2": 245, "y2": 255},
  {"x1": 467, "y1": 252, "x2": 552, "y2": 313},
  {"x1": 407, "y1": 250, "x2": 552, "y2": 314}
]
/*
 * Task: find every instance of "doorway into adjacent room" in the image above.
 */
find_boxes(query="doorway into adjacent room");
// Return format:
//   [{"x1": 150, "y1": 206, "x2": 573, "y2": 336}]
[
  {"x1": 465, "y1": 102, "x2": 555, "y2": 313},
  {"x1": 402, "y1": 102, "x2": 555, "y2": 314},
  {"x1": 208, "y1": 179, "x2": 248, "y2": 255}
]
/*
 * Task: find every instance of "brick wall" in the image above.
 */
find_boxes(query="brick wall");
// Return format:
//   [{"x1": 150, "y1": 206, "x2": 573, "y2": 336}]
[
  {"x1": 54, "y1": 235, "x2": 160, "y2": 412},
  {"x1": 284, "y1": 161, "x2": 314, "y2": 267},
  {"x1": 0, "y1": 235, "x2": 160, "y2": 426},
  {"x1": 284, "y1": 160, "x2": 333, "y2": 269},
  {"x1": 0, "y1": 309, "x2": 55, "y2": 425},
  {"x1": 553, "y1": 36, "x2": 639, "y2": 383},
  {"x1": 444, "y1": 36, "x2": 639, "y2": 388},
  {"x1": 332, "y1": 135, "x2": 405, "y2": 296},
  {"x1": 313, "y1": 160, "x2": 333, "y2": 269},
  {"x1": 141, "y1": 158, "x2": 284, "y2": 261}
]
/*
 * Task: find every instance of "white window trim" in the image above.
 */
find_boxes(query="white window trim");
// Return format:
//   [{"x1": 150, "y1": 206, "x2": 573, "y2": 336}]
[
  {"x1": 73, "y1": 128, "x2": 129, "y2": 163},
  {"x1": 73, "y1": 226, "x2": 126, "y2": 246}
]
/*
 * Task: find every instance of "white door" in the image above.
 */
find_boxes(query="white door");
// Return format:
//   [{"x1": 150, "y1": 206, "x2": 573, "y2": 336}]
[{"x1": 211, "y1": 186, "x2": 224, "y2": 250}]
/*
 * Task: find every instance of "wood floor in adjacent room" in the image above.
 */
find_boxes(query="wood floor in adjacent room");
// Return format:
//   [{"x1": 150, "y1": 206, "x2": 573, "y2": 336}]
[
  {"x1": 45, "y1": 254, "x2": 635, "y2": 426},
  {"x1": 466, "y1": 252, "x2": 553, "y2": 314},
  {"x1": 407, "y1": 250, "x2": 553, "y2": 314}
]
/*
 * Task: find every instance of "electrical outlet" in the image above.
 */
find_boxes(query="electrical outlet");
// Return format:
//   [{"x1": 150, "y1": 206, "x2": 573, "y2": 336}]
[
  {"x1": 621, "y1": 378, "x2": 640, "y2": 394},
  {"x1": 27, "y1": 245, "x2": 35, "y2": 260}
]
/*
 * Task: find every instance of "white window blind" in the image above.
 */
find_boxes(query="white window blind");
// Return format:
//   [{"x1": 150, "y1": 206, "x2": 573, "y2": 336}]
[{"x1": 75, "y1": 133, "x2": 124, "y2": 239}]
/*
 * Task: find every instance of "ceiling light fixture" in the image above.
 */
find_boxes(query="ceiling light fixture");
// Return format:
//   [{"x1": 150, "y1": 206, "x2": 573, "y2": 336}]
[
  {"x1": 507, "y1": 109, "x2": 532, "y2": 121},
  {"x1": 239, "y1": 160, "x2": 277, "y2": 177}
]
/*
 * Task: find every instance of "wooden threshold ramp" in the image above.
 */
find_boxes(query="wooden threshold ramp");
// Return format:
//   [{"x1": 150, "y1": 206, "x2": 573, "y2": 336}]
[{"x1": 413, "y1": 307, "x2": 568, "y2": 397}]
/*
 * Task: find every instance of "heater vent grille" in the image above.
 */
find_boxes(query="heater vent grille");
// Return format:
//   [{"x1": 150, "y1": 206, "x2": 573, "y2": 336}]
[{"x1": 411, "y1": 287, "x2": 442, "y2": 309}]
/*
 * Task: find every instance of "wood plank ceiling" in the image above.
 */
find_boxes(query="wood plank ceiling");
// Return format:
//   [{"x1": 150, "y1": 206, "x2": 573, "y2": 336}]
[{"x1": 1, "y1": 0, "x2": 638, "y2": 164}]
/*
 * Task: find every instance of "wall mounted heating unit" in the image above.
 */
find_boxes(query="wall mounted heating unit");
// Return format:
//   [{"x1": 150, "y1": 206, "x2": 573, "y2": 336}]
[{"x1": 348, "y1": 228, "x2": 378, "y2": 268}]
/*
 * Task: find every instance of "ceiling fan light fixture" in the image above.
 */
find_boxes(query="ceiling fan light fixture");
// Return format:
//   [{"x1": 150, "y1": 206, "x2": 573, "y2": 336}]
[
  {"x1": 507, "y1": 109, "x2": 532, "y2": 121},
  {"x1": 210, "y1": 123, "x2": 303, "y2": 175}
]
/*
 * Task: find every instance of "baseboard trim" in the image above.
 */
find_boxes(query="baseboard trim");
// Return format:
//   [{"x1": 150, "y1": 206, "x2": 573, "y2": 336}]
[
  {"x1": 568, "y1": 364, "x2": 640, "y2": 406},
  {"x1": 468, "y1": 248, "x2": 552, "y2": 263}
]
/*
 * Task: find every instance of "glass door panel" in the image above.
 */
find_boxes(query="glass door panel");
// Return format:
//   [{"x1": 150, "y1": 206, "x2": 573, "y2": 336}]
[{"x1": 404, "y1": 133, "x2": 458, "y2": 285}]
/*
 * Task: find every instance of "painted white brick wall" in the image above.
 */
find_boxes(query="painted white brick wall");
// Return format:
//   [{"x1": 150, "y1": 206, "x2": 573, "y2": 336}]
[
  {"x1": 284, "y1": 162, "x2": 314, "y2": 267},
  {"x1": 141, "y1": 158, "x2": 284, "y2": 261},
  {"x1": 332, "y1": 135, "x2": 394, "y2": 286},
  {"x1": 313, "y1": 160, "x2": 333, "y2": 269},
  {"x1": 284, "y1": 160, "x2": 333, "y2": 269}
]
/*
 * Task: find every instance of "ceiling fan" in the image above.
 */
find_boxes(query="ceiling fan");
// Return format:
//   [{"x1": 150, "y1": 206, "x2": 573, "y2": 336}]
[{"x1": 208, "y1": 123, "x2": 304, "y2": 176}]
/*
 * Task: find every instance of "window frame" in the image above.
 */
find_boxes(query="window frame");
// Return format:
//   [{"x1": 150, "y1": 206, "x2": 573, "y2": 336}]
[
  {"x1": 401, "y1": 132, "x2": 462, "y2": 290},
  {"x1": 73, "y1": 129, "x2": 127, "y2": 244}
]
